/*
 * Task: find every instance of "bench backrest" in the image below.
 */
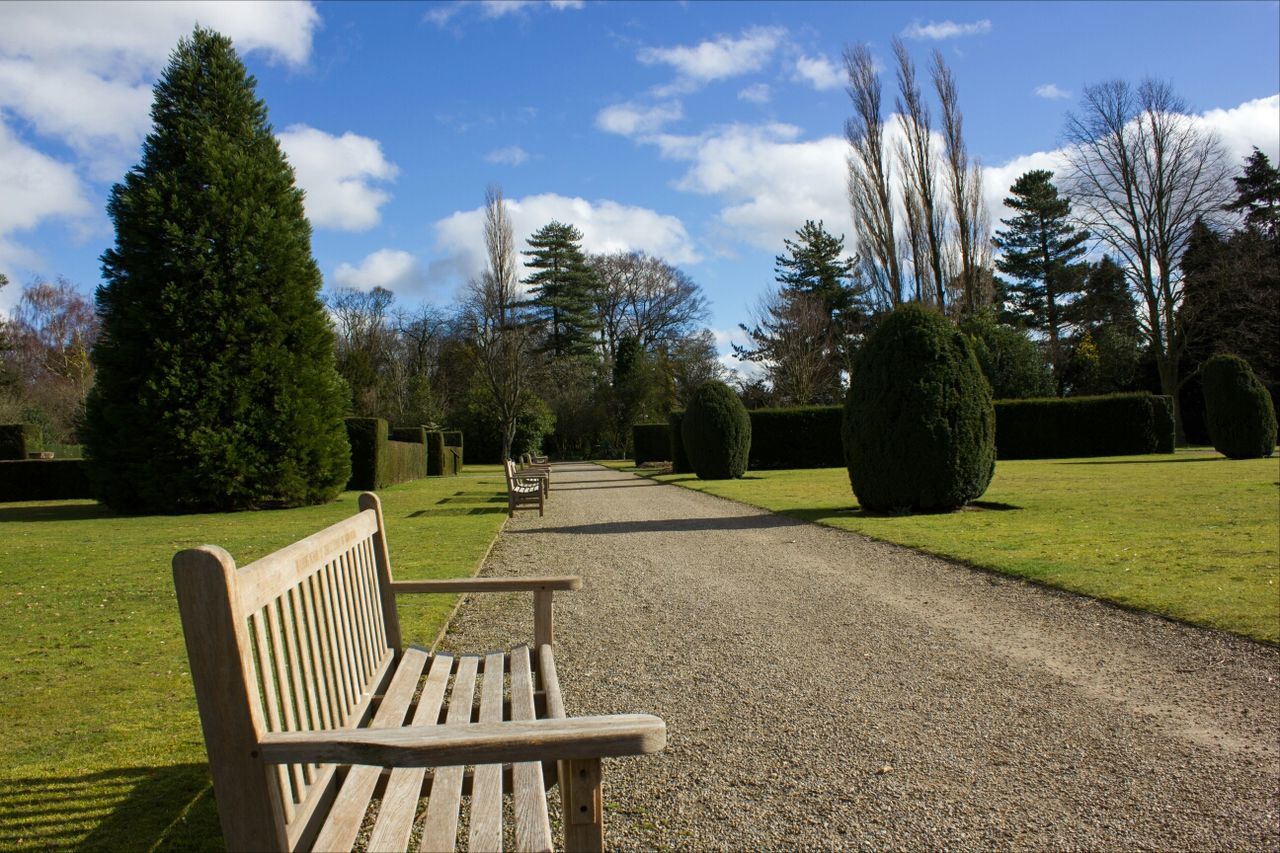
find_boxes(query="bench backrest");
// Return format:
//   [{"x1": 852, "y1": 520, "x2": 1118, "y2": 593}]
[{"x1": 173, "y1": 492, "x2": 402, "y2": 852}]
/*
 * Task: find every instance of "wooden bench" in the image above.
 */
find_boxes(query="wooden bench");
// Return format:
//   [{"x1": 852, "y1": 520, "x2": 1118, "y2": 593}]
[
  {"x1": 504, "y1": 459, "x2": 546, "y2": 516},
  {"x1": 173, "y1": 492, "x2": 665, "y2": 852}
]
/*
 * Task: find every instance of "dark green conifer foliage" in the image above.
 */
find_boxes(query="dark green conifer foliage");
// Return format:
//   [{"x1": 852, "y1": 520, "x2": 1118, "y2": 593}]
[
  {"x1": 1201, "y1": 354, "x2": 1277, "y2": 459},
  {"x1": 522, "y1": 221, "x2": 599, "y2": 357},
  {"x1": 84, "y1": 28, "x2": 350, "y2": 512},
  {"x1": 681, "y1": 381, "x2": 750, "y2": 479},
  {"x1": 843, "y1": 303, "x2": 995, "y2": 512}
]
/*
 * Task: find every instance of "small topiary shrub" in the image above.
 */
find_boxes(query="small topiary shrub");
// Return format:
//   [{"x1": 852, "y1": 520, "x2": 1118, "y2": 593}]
[
  {"x1": 633, "y1": 423, "x2": 671, "y2": 465},
  {"x1": 681, "y1": 382, "x2": 751, "y2": 480},
  {"x1": 843, "y1": 303, "x2": 995, "y2": 512},
  {"x1": 1202, "y1": 354, "x2": 1277, "y2": 459}
]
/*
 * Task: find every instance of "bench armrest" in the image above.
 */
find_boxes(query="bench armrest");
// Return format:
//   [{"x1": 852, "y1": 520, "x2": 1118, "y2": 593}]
[
  {"x1": 257, "y1": 714, "x2": 666, "y2": 767},
  {"x1": 390, "y1": 577, "x2": 581, "y2": 594}
]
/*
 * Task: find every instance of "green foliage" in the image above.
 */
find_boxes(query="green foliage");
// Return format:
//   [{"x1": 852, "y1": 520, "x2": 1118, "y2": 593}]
[
  {"x1": 523, "y1": 221, "x2": 599, "y2": 357},
  {"x1": 0, "y1": 460, "x2": 91, "y2": 501},
  {"x1": 344, "y1": 417, "x2": 427, "y2": 489},
  {"x1": 426, "y1": 430, "x2": 445, "y2": 475},
  {"x1": 681, "y1": 381, "x2": 751, "y2": 480},
  {"x1": 0, "y1": 423, "x2": 34, "y2": 460},
  {"x1": 994, "y1": 393, "x2": 1175, "y2": 459},
  {"x1": 960, "y1": 311, "x2": 1053, "y2": 399},
  {"x1": 843, "y1": 303, "x2": 995, "y2": 512},
  {"x1": 667, "y1": 410, "x2": 691, "y2": 473},
  {"x1": 1225, "y1": 147, "x2": 1280, "y2": 238},
  {"x1": 84, "y1": 28, "x2": 350, "y2": 513},
  {"x1": 1202, "y1": 355, "x2": 1277, "y2": 459},
  {"x1": 747, "y1": 406, "x2": 844, "y2": 469},
  {"x1": 632, "y1": 423, "x2": 671, "y2": 465},
  {"x1": 457, "y1": 391, "x2": 553, "y2": 464}
]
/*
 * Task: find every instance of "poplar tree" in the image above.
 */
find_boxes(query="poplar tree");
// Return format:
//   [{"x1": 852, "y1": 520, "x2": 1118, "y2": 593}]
[
  {"x1": 84, "y1": 27, "x2": 350, "y2": 512},
  {"x1": 523, "y1": 221, "x2": 599, "y2": 358}
]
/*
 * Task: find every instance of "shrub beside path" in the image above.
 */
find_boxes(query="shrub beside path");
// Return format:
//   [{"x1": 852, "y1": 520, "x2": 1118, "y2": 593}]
[{"x1": 439, "y1": 462, "x2": 1279, "y2": 850}]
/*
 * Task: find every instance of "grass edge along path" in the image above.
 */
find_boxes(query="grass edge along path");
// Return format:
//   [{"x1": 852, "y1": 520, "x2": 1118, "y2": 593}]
[
  {"x1": 0, "y1": 468, "x2": 511, "y2": 852},
  {"x1": 598, "y1": 451, "x2": 1280, "y2": 644}
]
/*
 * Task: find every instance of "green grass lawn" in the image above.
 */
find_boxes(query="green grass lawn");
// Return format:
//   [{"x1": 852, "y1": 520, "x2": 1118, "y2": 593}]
[
  {"x1": 0, "y1": 468, "x2": 510, "y2": 851},
  {"x1": 600, "y1": 451, "x2": 1280, "y2": 643}
]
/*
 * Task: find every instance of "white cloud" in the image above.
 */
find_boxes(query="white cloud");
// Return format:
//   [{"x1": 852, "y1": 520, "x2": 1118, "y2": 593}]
[
  {"x1": 331, "y1": 249, "x2": 426, "y2": 293},
  {"x1": 793, "y1": 54, "x2": 843, "y2": 91},
  {"x1": 548, "y1": 0, "x2": 585, "y2": 9},
  {"x1": 484, "y1": 145, "x2": 530, "y2": 166},
  {"x1": 901, "y1": 19, "x2": 992, "y2": 40},
  {"x1": 639, "y1": 26, "x2": 785, "y2": 94},
  {"x1": 276, "y1": 125, "x2": 398, "y2": 232},
  {"x1": 1194, "y1": 94, "x2": 1280, "y2": 165},
  {"x1": 1034, "y1": 83, "x2": 1071, "y2": 100},
  {"x1": 429, "y1": 0, "x2": 582, "y2": 26},
  {"x1": 738, "y1": 83, "x2": 772, "y2": 104},
  {"x1": 480, "y1": 0, "x2": 535, "y2": 17},
  {"x1": 596, "y1": 100, "x2": 682, "y2": 136},
  {"x1": 431, "y1": 193, "x2": 699, "y2": 291}
]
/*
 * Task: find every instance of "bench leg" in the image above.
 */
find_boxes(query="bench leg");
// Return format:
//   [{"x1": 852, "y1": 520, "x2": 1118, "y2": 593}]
[{"x1": 561, "y1": 758, "x2": 604, "y2": 853}]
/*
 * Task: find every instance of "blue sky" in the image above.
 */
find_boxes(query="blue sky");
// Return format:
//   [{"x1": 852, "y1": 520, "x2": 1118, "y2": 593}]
[{"x1": 2, "y1": 0, "x2": 1277, "y2": 373}]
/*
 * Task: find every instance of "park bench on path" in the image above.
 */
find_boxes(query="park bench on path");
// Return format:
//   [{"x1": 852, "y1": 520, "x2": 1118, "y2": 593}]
[
  {"x1": 172, "y1": 492, "x2": 665, "y2": 852},
  {"x1": 505, "y1": 458, "x2": 547, "y2": 515}
]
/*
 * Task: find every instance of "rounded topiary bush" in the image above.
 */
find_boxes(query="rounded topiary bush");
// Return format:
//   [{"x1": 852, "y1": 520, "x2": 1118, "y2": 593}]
[
  {"x1": 843, "y1": 303, "x2": 995, "y2": 512},
  {"x1": 681, "y1": 381, "x2": 751, "y2": 479},
  {"x1": 1202, "y1": 354, "x2": 1277, "y2": 459}
]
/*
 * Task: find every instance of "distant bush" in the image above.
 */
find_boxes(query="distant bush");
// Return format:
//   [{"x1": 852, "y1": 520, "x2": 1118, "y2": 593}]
[
  {"x1": 748, "y1": 406, "x2": 844, "y2": 470},
  {"x1": 345, "y1": 418, "x2": 427, "y2": 490},
  {"x1": 633, "y1": 423, "x2": 671, "y2": 465},
  {"x1": 0, "y1": 424, "x2": 36, "y2": 460},
  {"x1": 1202, "y1": 355, "x2": 1277, "y2": 459},
  {"x1": 681, "y1": 381, "x2": 751, "y2": 480},
  {"x1": 960, "y1": 312, "x2": 1053, "y2": 399},
  {"x1": 668, "y1": 411, "x2": 692, "y2": 474},
  {"x1": 994, "y1": 393, "x2": 1175, "y2": 459},
  {"x1": 0, "y1": 460, "x2": 92, "y2": 502},
  {"x1": 843, "y1": 303, "x2": 995, "y2": 512}
]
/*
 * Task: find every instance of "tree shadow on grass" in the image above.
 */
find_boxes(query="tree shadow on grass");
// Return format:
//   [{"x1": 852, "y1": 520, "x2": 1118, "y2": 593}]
[
  {"x1": 0, "y1": 764, "x2": 222, "y2": 852},
  {"x1": 0, "y1": 502, "x2": 114, "y2": 524}
]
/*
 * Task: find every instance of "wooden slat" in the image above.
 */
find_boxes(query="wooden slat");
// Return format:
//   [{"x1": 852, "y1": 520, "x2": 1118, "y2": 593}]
[
  {"x1": 321, "y1": 562, "x2": 360, "y2": 714},
  {"x1": 357, "y1": 539, "x2": 384, "y2": 664},
  {"x1": 468, "y1": 651, "x2": 506, "y2": 852},
  {"x1": 309, "y1": 647, "x2": 431, "y2": 852},
  {"x1": 251, "y1": 610, "x2": 296, "y2": 822},
  {"x1": 358, "y1": 493, "x2": 402, "y2": 650},
  {"x1": 314, "y1": 565, "x2": 354, "y2": 719},
  {"x1": 265, "y1": 600, "x2": 307, "y2": 799},
  {"x1": 533, "y1": 590, "x2": 554, "y2": 648},
  {"x1": 365, "y1": 653, "x2": 453, "y2": 852},
  {"x1": 538, "y1": 645, "x2": 565, "y2": 721},
  {"x1": 351, "y1": 544, "x2": 382, "y2": 682},
  {"x1": 335, "y1": 553, "x2": 372, "y2": 691},
  {"x1": 238, "y1": 510, "x2": 379, "y2": 613},
  {"x1": 288, "y1": 586, "x2": 325, "y2": 733},
  {"x1": 509, "y1": 645, "x2": 554, "y2": 853},
  {"x1": 420, "y1": 655, "x2": 480, "y2": 851},
  {"x1": 390, "y1": 577, "x2": 582, "y2": 594},
  {"x1": 302, "y1": 574, "x2": 339, "y2": 729}
]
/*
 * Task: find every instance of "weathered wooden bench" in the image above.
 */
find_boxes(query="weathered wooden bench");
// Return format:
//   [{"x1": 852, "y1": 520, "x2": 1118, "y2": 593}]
[
  {"x1": 504, "y1": 459, "x2": 546, "y2": 516},
  {"x1": 173, "y1": 492, "x2": 664, "y2": 852}
]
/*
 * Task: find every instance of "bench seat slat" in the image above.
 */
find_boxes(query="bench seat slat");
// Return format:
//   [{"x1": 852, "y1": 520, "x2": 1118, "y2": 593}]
[
  {"x1": 310, "y1": 647, "x2": 428, "y2": 852},
  {"x1": 420, "y1": 654, "x2": 480, "y2": 851},
  {"x1": 510, "y1": 645, "x2": 553, "y2": 853},
  {"x1": 468, "y1": 650, "x2": 507, "y2": 852}
]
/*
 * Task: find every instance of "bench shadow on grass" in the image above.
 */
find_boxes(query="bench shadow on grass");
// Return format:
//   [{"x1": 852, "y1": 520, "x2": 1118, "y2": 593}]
[
  {"x1": 0, "y1": 764, "x2": 222, "y2": 852},
  {"x1": 1057, "y1": 456, "x2": 1223, "y2": 465}
]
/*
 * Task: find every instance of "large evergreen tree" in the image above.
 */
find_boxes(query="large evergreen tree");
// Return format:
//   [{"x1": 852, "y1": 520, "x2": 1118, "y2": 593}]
[
  {"x1": 84, "y1": 28, "x2": 350, "y2": 512},
  {"x1": 522, "y1": 221, "x2": 599, "y2": 358},
  {"x1": 1225, "y1": 147, "x2": 1280, "y2": 240},
  {"x1": 993, "y1": 169, "x2": 1090, "y2": 390}
]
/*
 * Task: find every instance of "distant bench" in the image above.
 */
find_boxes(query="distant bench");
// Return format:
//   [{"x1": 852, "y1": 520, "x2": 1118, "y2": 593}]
[{"x1": 173, "y1": 492, "x2": 665, "y2": 851}]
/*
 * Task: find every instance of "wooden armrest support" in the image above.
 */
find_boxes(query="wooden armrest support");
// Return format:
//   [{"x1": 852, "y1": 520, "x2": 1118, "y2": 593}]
[
  {"x1": 257, "y1": 714, "x2": 666, "y2": 767},
  {"x1": 390, "y1": 577, "x2": 582, "y2": 594}
]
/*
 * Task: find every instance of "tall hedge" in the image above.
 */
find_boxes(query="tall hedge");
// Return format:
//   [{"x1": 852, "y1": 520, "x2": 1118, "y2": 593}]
[
  {"x1": 442, "y1": 431, "x2": 464, "y2": 475},
  {"x1": 748, "y1": 406, "x2": 844, "y2": 469},
  {"x1": 345, "y1": 418, "x2": 427, "y2": 489},
  {"x1": 668, "y1": 411, "x2": 692, "y2": 473},
  {"x1": 0, "y1": 424, "x2": 35, "y2": 460},
  {"x1": 0, "y1": 460, "x2": 92, "y2": 502},
  {"x1": 681, "y1": 382, "x2": 751, "y2": 480},
  {"x1": 994, "y1": 393, "x2": 1175, "y2": 459},
  {"x1": 843, "y1": 303, "x2": 995, "y2": 512},
  {"x1": 633, "y1": 423, "x2": 671, "y2": 465},
  {"x1": 1202, "y1": 354, "x2": 1277, "y2": 459},
  {"x1": 83, "y1": 28, "x2": 350, "y2": 512}
]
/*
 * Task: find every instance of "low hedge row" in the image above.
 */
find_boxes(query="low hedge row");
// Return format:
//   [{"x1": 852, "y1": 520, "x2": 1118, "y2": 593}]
[
  {"x1": 748, "y1": 406, "x2": 844, "y2": 469},
  {"x1": 994, "y1": 393, "x2": 1175, "y2": 459},
  {"x1": 633, "y1": 423, "x2": 671, "y2": 465},
  {"x1": 0, "y1": 459, "x2": 92, "y2": 502}
]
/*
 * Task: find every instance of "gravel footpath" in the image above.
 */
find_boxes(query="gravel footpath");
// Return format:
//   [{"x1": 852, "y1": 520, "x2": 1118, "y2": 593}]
[{"x1": 440, "y1": 462, "x2": 1280, "y2": 851}]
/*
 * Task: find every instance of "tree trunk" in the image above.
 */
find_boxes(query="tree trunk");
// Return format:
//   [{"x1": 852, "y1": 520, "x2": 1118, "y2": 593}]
[{"x1": 1156, "y1": 354, "x2": 1187, "y2": 446}]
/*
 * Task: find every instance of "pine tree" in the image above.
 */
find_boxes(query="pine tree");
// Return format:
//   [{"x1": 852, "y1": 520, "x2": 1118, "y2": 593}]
[
  {"x1": 1224, "y1": 148, "x2": 1280, "y2": 240},
  {"x1": 84, "y1": 27, "x2": 350, "y2": 513},
  {"x1": 992, "y1": 170, "x2": 1090, "y2": 390},
  {"x1": 522, "y1": 221, "x2": 599, "y2": 358}
]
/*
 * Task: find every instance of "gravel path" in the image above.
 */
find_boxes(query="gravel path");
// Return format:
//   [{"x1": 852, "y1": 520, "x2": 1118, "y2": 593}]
[{"x1": 440, "y1": 462, "x2": 1280, "y2": 851}]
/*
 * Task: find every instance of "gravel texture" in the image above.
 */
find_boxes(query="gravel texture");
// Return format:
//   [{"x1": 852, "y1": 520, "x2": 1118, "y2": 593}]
[{"x1": 440, "y1": 462, "x2": 1280, "y2": 851}]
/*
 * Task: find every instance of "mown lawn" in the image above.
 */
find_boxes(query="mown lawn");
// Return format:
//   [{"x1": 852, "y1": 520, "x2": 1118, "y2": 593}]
[
  {"x1": 600, "y1": 450, "x2": 1280, "y2": 643},
  {"x1": 0, "y1": 469, "x2": 510, "y2": 851}
]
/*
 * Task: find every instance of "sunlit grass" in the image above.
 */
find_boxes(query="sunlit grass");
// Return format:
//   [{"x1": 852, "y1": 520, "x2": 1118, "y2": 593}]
[
  {"x1": 599, "y1": 451, "x2": 1280, "y2": 643},
  {"x1": 0, "y1": 468, "x2": 509, "y2": 851}
]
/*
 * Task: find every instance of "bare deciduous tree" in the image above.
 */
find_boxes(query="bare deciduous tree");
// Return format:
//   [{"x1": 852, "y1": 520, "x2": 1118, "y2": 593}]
[
  {"x1": 736, "y1": 290, "x2": 839, "y2": 405},
  {"x1": 589, "y1": 251, "x2": 710, "y2": 365},
  {"x1": 1063, "y1": 79, "x2": 1233, "y2": 440},
  {"x1": 893, "y1": 37, "x2": 948, "y2": 310}
]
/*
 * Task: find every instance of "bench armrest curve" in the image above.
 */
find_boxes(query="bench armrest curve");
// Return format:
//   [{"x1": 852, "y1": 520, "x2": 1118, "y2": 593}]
[{"x1": 390, "y1": 577, "x2": 581, "y2": 594}]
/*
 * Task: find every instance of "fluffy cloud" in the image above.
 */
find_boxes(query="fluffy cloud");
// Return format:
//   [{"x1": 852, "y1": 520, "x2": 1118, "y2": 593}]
[
  {"x1": 1034, "y1": 83, "x2": 1071, "y2": 100},
  {"x1": 738, "y1": 83, "x2": 772, "y2": 104},
  {"x1": 793, "y1": 55, "x2": 843, "y2": 91},
  {"x1": 901, "y1": 19, "x2": 992, "y2": 40},
  {"x1": 431, "y1": 193, "x2": 699, "y2": 291},
  {"x1": 639, "y1": 26, "x2": 785, "y2": 94},
  {"x1": 331, "y1": 249, "x2": 426, "y2": 293},
  {"x1": 1194, "y1": 94, "x2": 1280, "y2": 164},
  {"x1": 276, "y1": 125, "x2": 399, "y2": 232},
  {"x1": 596, "y1": 101, "x2": 683, "y2": 136},
  {"x1": 484, "y1": 145, "x2": 530, "y2": 166},
  {"x1": 427, "y1": 0, "x2": 582, "y2": 27}
]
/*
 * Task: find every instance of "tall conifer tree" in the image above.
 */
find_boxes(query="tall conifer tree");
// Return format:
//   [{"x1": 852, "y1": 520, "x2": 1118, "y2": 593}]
[
  {"x1": 522, "y1": 221, "x2": 599, "y2": 357},
  {"x1": 84, "y1": 28, "x2": 350, "y2": 512}
]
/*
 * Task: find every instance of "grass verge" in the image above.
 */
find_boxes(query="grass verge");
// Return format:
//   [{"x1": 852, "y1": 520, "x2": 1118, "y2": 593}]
[
  {"x1": 0, "y1": 468, "x2": 510, "y2": 851},
  {"x1": 598, "y1": 451, "x2": 1280, "y2": 643}
]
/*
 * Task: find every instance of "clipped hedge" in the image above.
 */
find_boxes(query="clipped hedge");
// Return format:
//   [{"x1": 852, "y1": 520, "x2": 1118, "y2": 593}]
[
  {"x1": 345, "y1": 417, "x2": 427, "y2": 490},
  {"x1": 994, "y1": 393, "x2": 1175, "y2": 459},
  {"x1": 748, "y1": 406, "x2": 844, "y2": 470},
  {"x1": 0, "y1": 460, "x2": 92, "y2": 502},
  {"x1": 668, "y1": 411, "x2": 692, "y2": 474},
  {"x1": 682, "y1": 381, "x2": 751, "y2": 480},
  {"x1": 0, "y1": 424, "x2": 37, "y2": 460},
  {"x1": 1202, "y1": 355, "x2": 1277, "y2": 459},
  {"x1": 443, "y1": 431, "x2": 464, "y2": 475},
  {"x1": 389, "y1": 426, "x2": 427, "y2": 444},
  {"x1": 426, "y1": 431, "x2": 446, "y2": 475},
  {"x1": 633, "y1": 423, "x2": 671, "y2": 465}
]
